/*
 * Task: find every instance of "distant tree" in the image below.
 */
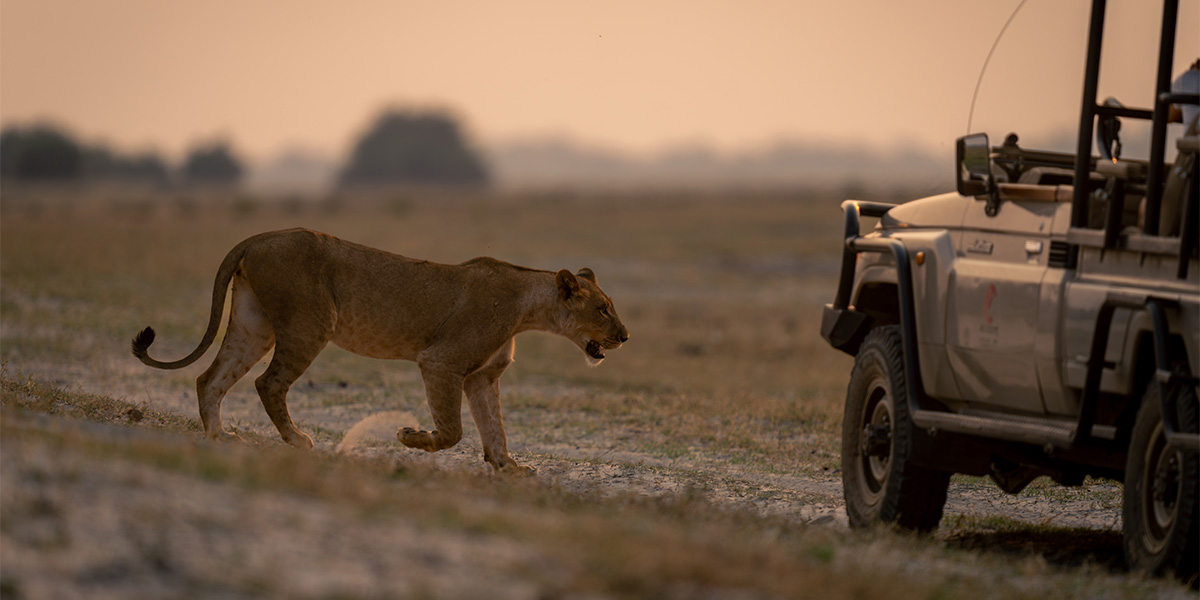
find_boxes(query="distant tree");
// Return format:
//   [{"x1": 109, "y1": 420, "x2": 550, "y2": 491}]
[
  {"x1": 0, "y1": 124, "x2": 85, "y2": 182},
  {"x1": 338, "y1": 109, "x2": 490, "y2": 188},
  {"x1": 81, "y1": 145, "x2": 119, "y2": 179},
  {"x1": 82, "y1": 145, "x2": 170, "y2": 186},
  {"x1": 119, "y1": 152, "x2": 171, "y2": 186},
  {"x1": 1, "y1": 124, "x2": 171, "y2": 187},
  {"x1": 182, "y1": 140, "x2": 244, "y2": 186}
]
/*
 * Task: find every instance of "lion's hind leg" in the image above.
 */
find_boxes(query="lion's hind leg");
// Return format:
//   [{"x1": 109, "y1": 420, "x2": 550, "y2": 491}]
[
  {"x1": 254, "y1": 333, "x2": 326, "y2": 449},
  {"x1": 196, "y1": 276, "x2": 275, "y2": 441}
]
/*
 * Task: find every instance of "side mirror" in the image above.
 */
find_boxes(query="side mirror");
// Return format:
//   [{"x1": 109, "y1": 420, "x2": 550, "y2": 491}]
[{"x1": 956, "y1": 133, "x2": 992, "y2": 197}]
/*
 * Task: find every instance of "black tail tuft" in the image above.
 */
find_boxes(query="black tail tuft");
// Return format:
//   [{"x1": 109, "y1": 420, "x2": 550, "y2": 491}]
[{"x1": 131, "y1": 326, "x2": 156, "y2": 359}]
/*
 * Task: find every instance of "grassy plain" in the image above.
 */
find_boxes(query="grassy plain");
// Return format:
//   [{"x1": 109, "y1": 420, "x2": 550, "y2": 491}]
[
  {"x1": 1, "y1": 189, "x2": 852, "y2": 467},
  {"x1": 1, "y1": 188, "x2": 1190, "y2": 598}
]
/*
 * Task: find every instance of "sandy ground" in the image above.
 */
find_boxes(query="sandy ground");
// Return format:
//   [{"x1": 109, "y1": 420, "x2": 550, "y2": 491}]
[
  {"x1": 329, "y1": 409, "x2": 1123, "y2": 532},
  {"x1": 8, "y1": 365, "x2": 1128, "y2": 533},
  {"x1": 1, "y1": 387, "x2": 1159, "y2": 600}
]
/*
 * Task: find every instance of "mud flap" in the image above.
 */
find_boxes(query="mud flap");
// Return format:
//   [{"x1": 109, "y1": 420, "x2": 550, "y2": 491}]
[{"x1": 821, "y1": 304, "x2": 872, "y2": 355}]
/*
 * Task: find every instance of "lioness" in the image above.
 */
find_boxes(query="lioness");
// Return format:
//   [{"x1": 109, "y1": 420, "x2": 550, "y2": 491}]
[{"x1": 131, "y1": 228, "x2": 628, "y2": 473}]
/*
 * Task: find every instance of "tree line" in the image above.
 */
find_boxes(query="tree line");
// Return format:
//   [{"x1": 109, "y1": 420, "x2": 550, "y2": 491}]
[
  {"x1": 0, "y1": 125, "x2": 241, "y2": 187},
  {"x1": 0, "y1": 108, "x2": 490, "y2": 188}
]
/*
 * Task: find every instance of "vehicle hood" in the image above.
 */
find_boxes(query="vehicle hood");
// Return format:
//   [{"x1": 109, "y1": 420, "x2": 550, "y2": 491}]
[{"x1": 879, "y1": 192, "x2": 969, "y2": 231}]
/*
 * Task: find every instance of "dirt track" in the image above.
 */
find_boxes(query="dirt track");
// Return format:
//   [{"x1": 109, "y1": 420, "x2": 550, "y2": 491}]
[{"x1": 332, "y1": 408, "x2": 1123, "y2": 532}]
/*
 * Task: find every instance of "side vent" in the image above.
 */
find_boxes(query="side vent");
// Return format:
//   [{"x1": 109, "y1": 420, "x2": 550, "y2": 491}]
[{"x1": 1048, "y1": 241, "x2": 1072, "y2": 268}]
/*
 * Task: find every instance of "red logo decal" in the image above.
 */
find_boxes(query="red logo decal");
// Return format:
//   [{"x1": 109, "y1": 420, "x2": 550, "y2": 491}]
[{"x1": 984, "y1": 283, "x2": 997, "y2": 325}]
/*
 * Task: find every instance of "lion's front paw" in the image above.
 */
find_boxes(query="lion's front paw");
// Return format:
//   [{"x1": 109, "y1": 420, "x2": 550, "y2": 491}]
[{"x1": 398, "y1": 426, "x2": 437, "y2": 451}]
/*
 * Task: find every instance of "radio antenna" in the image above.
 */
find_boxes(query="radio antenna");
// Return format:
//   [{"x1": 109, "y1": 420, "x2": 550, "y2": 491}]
[{"x1": 967, "y1": 0, "x2": 1031, "y2": 134}]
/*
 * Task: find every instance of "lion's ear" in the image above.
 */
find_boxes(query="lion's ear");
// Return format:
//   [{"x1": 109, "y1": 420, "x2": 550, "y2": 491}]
[
  {"x1": 556, "y1": 269, "x2": 581, "y2": 301},
  {"x1": 576, "y1": 268, "x2": 597, "y2": 285}
]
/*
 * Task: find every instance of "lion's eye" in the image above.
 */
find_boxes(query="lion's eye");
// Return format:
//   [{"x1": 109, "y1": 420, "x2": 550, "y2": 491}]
[{"x1": 598, "y1": 306, "x2": 610, "y2": 316}]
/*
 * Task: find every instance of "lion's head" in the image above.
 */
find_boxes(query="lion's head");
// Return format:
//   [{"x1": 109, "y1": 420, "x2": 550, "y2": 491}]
[{"x1": 555, "y1": 268, "x2": 629, "y2": 366}]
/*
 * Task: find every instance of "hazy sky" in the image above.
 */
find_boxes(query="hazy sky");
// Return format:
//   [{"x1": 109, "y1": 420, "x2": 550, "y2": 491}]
[{"x1": 1, "y1": 0, "x2": 1196, "y2": 163}]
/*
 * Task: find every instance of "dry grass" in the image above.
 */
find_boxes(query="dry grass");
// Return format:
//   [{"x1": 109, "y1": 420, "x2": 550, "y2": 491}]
[
  {"x1": 2, "y1": 188, "x2": 1193, "y2": 598},
  {"x1": 3, "y1": 377, "x2": 1186, "y2": 599},
  {"x1": 0, "y1": 188, "x2": 853, "y2": 459}
]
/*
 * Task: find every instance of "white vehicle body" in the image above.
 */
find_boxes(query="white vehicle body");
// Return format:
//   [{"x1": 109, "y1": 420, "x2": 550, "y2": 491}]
[{"x1": 819, "y1": 0, "x2": 1199, "y2": 581}]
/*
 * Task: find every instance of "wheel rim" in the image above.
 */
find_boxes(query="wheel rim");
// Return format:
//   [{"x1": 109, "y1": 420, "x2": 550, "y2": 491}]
[
  {"x1": 858, "y1": 381, "x2": 893, "y2": 503},
  {"x1": 1140, "y1": 421, "x2": 1180, "y2": 553}
]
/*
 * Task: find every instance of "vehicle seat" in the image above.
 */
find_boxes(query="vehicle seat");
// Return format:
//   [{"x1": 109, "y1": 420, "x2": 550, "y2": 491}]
[
  {"x1": 1158, "y1": 114, "x2": 1199, "y2": 237},
  {"x1": 1017, "y1": 167, "x2": 1075, "y2": 187}
]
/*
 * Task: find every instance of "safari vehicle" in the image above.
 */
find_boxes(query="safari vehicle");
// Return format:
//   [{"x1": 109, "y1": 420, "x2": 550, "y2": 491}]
[{"x1": 820, "y1": 0, "x2": 1199, "y2": 580}]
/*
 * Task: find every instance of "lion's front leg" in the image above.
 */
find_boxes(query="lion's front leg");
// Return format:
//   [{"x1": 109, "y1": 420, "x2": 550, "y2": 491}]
[
  {"x1": 464, "y1": 345, "x2": 534, "y2": 476},
  {"x1": 400, "y1": 365, "x2": 465, "y2": 452}
]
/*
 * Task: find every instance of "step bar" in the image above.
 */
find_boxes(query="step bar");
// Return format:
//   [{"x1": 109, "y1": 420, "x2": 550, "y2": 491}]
[{"x1": 912, "y1": 409, "x2": 1117, "y2": 450}]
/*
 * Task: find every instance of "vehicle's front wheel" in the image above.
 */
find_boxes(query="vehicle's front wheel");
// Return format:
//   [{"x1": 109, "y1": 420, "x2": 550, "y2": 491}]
[
  {"x1": 1123, "y1": 380, "x2": 1199, "y2": 582},
  {"x1": 842, "y1": 325, "x2": 949, "y2": 532}
]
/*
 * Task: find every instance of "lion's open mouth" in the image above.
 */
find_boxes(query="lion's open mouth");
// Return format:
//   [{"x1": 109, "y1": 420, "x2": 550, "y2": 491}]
[{"x1": 586, "y1": 340, "x2": 606, "y2": 360}]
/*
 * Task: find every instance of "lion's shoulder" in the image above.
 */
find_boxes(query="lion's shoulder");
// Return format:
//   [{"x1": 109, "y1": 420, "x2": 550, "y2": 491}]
[{"x1": 460, "y1": 256, "x2": 544, "y2": 274}]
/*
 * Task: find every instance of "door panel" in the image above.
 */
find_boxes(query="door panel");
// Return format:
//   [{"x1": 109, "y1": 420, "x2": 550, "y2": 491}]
[{"x1": 945, "y1": 197, "x2": 1059, "y2": 413}]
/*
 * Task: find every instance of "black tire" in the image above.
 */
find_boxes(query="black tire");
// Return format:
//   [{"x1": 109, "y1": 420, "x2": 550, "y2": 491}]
[
  {"x1": 842, "y1": 325, "x2": 950, "y2": 533},
  {"x1": 1123, "y1": 380, "x2": 1199, "y2": 582}
]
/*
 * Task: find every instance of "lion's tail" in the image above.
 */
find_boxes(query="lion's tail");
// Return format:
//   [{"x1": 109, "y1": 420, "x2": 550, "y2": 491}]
[{"x1": 131, "y1": 240, "x2": 248, "y2": 370}]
